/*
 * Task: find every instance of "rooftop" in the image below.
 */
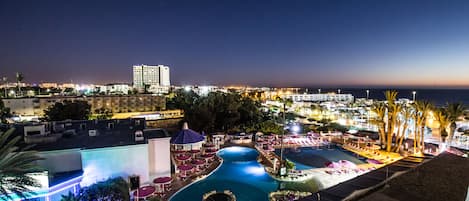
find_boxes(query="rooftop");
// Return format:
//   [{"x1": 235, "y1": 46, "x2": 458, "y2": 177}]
[{"x1": 7, "y1": 119, "x2": 170, "y2": 152}]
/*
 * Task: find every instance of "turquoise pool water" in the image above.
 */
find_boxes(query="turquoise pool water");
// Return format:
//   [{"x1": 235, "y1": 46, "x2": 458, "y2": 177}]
[
  {"x1": 274, "y1": 145, "x2": 366, "y2": 170},
  {"x1": 170, "y1": 146, "x2": 279, "y2": 201}
]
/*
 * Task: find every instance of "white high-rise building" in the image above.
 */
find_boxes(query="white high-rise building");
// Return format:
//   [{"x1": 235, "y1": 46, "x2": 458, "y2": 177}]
[{"x1": 133, "y1": 64, "x2": 170, "y2": 88}]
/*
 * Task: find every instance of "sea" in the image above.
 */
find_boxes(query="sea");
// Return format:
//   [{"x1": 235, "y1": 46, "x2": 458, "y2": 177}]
[{"x1": 304, "y1": 88, "x2": 469, "y2": 107}]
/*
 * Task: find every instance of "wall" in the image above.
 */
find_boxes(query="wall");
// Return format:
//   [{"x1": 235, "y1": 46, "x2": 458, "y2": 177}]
[
  {"x1": 37, "y1": 149, "x2": 82, "y2": 174},
  {"x1": 148, "y1": 138, "x2": 171, "y2": 178},
  {"x1": 80, "y1": 144, "x2": 150, "y2": 186},
  {"x1": 2, "y1": 98, "x2": 36, "y2": 116}
]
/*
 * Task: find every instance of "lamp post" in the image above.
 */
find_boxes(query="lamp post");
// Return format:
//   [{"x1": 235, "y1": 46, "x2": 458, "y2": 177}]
[
  {"x1": 279, "y1": 101, "x2": 286, "y2": 176},
  {"x1": 412, "y1": 91, "x2": 417, "y2": 102},
  {"x1": 2, "y1": 77, "x2": 7, "y2": 98},
  {"x1": 366, "y1": 90, "x2": 369, "y2": 99},
  {"x1": 318, "y1": 88, "x2": 321, "y2": 94},
  {"x1": 337, "y1": 89, "x2": 341, "y2": 94}
]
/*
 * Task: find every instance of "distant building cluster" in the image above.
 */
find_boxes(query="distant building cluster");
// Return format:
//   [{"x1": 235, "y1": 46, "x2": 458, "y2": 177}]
[
  {"x1": 3, "y1": 94, "x2": 166, "y2": 116},
  {"x1": 281, "y1": 93, "x2": 354, "y2": 103}
]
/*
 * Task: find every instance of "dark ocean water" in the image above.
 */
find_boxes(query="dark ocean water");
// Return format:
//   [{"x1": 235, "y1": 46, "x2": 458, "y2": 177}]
[{"x1": 305, "y1": 88, "x2": 469, "y2": 107}]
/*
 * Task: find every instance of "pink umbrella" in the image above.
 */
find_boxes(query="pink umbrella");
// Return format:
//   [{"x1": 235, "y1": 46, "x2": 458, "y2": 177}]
[
  {"x1": 201, "y1": 153, "x2": 215, "y2": 157},
  {"x1": 173, "y1": 150, "x2": 186, "y2": 154},
  {"x1": 153, "y1": 176, "x2": 172, "y2": 184},
  {"x1": 339, "y1": 160, "x2": 357, "y2": 168},
  {"x1": 367, "y1": 159, "x2": 383, "y2": 164},
  {"x1": 133, "y1": 186, "x2": 155, "y2": 198},
  {"x1": 178, "y1": 164, "x2": 194, "y2": 171},
  {"x1": 325, "y1": 161, "x2": 341, "y2": 168},
  {"x1": 153, "y1": 177, "x2": 172, "y2": 193},
  {"x1": 205, "y1": 148, "x2": 217, "y2": 153},
  {"x1": 192, "y1": 159, "x2": 205, "y2": 165},
  {"x1": 176, "y1": 155, "x2": 191, "y2": 161},
  {"x1": 189, "y1": 150, "x2": 200, "y2": 154}
]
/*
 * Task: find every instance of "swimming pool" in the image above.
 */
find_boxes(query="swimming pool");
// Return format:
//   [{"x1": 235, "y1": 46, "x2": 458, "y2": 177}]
[
  {"x1": 169, "y1": 146, "x2": 279, "y2": 201},
  {"x1": 274, "y1": 145, "x2": 366, "y2": 170}
]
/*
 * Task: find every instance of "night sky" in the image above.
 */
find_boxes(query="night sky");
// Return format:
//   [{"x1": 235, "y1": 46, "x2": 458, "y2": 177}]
[{"x1": 1, "y1": 0, "x2": 469, "y2": 87}]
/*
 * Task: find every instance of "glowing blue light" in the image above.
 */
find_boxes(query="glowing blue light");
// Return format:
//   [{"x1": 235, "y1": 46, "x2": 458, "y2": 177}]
[
  {"x1": 291, "y1": 125, "x2": 300, "y2": 133},
  {"x1": 224, "y1": 146, "x2": 246, "y2": 153},
  {"x1": 244, "y1": 166, "x2": 265, "y2": 176}
]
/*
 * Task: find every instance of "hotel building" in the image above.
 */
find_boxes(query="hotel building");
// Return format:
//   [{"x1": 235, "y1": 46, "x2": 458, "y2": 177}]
[
  {"x1": 2, "y1": 118, "x2": 171, "y2": 201},
  {"x1": 2, "y1": 94, "x2": 166, "y2": 117},
  {"x1": 133, "y1": 64, "x2": 170, "y2": 88}
]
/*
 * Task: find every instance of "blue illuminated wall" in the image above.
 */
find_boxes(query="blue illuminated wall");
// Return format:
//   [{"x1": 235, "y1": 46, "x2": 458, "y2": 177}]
[{"x1": 80, "y1": 144, "x2": 150, "y2": 186}]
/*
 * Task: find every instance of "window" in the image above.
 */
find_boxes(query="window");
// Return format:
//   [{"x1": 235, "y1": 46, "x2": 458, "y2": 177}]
[{"x1": 108, "y1": 123, "x2": 115, "y2": 129}]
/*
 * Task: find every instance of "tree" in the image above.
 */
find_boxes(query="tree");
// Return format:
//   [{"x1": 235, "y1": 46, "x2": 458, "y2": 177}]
[
  {"x1": 413, "y1": 100, "x2": 433, "y2": 153},
  {"x1": 371, "y1": 102, "x2": 386, "y2": 146},
  {"x1": 445, "y1": 103, "x2": 466, "y2": 145},
  {"x1": 246, "y1": 120, "x2": 283, "y2": 134},
  {"x1": 94, "y1": 108, "x2": 113, "y2": 120},
  {"x1": 168, "y1": 90, "x2": 266, "y2": 133},
  {"x1": 0, "y1": 128, "x2": 43, "y2": 200},
  {"x1": 435, "y1": 108, "x2": 451, "y2": 143},
  {"x1": 370, "y1": 90, "x2": 419, "y2": 153},
  {"x1": 15, "y1": 73, "x2": 23, "y2": 97},
  {"x1": 0, "y1": 100, "x2": 11, "y2": 124},
  {"x1": 68, "y1": 177, "x2": 129, "y2": 201},
  {"x1": 43, "y1": 100, "x2": 91, "y2": 121},
  {"x1": 384, "y1": 90, "x2": 400, "y2": 152}
]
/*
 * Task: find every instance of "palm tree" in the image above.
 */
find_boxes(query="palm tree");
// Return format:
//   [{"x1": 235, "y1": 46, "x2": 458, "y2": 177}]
[
  {"x1": 384, "y1": 90, "x2": 400, "y2": 152},
  {"x1": 446, "y1": 103, "x2": 466, "y2": 145},
  {"x1": 15, "y1": 73, "x2": 23, "y2": 97},
  {"x1": 413, "y1": 100, "x2": 433, "y2": 154},
  {"x1": 0, "y1": 128, "x2": 43, "y2": 200},
  {"x1": 435, "y1": 108, "x2": 451, "y2": 143},
  {"x1": 371, "y1": 102, "x2": 386, "y2": 146},
  {"x1": 394, "y1": 105, "x2": 413, "y2": 152}
]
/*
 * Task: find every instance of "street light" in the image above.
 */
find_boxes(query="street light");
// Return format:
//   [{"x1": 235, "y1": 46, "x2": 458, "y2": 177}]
[
  {"x1": 337, "y1": 89, "x2": 341, "y2": 94},
  {"x1": 318, "y1": 88, "x2": 321, "y2": 94},
  {"x1": 366, "y1": 90, "x2": 369, "y2": 99},
  {"x1": 279, "y1": 100, "x2": 287, "y2": 176},
  {"x1": 412, "y1": 91, "x2": 417, "y2": 102}
]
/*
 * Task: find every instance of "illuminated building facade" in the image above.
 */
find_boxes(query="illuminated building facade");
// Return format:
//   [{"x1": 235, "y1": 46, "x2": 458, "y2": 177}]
[
  {"x1": 133, "y1": 64, "x2": 170, "y2": 88},
  {"x1": 2, "y1": 119, "x2": 171, "y2": 201}
]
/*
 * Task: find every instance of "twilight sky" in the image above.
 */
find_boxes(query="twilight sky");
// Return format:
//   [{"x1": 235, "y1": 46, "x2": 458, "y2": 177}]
[{"x1": 1, "y1": 0, "x2": 469, "y2": 87}]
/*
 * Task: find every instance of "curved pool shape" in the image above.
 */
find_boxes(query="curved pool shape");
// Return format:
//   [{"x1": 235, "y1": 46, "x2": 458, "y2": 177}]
[
  {"x1": 275, "y1": 145, "x2": 365, "y2": 170},
  {"x1": 170, "y1": 146, "x2": 279, "y2": 201}
]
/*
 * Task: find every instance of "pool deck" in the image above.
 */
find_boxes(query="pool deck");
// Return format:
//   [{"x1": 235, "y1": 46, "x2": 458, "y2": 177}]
[
  {"x1": 298, "y1": 155, "x2": 431, "y2": 201},
  {"x1": 259, "y1": 141, "x2": 404, "y2": 191},
  {"x1": 164, "y1": 156, "x2": 222, "y2": 200}
]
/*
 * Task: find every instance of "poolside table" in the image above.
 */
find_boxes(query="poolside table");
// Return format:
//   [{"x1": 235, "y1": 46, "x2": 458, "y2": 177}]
[
  {"x1": 172, "y1": 150, "x2": 187, "y2": 157},
  {"x1": 189, "y1": 149, "x2": 201, "y2": 154},
  {"x1": 153, "y1": 176, "x2": 172, "y2": 194},
  {"x1": 205, "y1": 148, "x2": 217, "y2": 154},
  {"x1": 178, "y1": 165, "x2": 194, "y2": 179},
  {"x1": 191, "y1": 159, "x2": 206, "y2": 171},
  {"x1": 203, "y1": 143, "x2": 215, "y2": 147},
  {"x1": 176, "y1": 154, "x2": 191, "y2": 161},
  {"x1": 132, "y1": 186, "x2": 155, "y2": 200}
]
